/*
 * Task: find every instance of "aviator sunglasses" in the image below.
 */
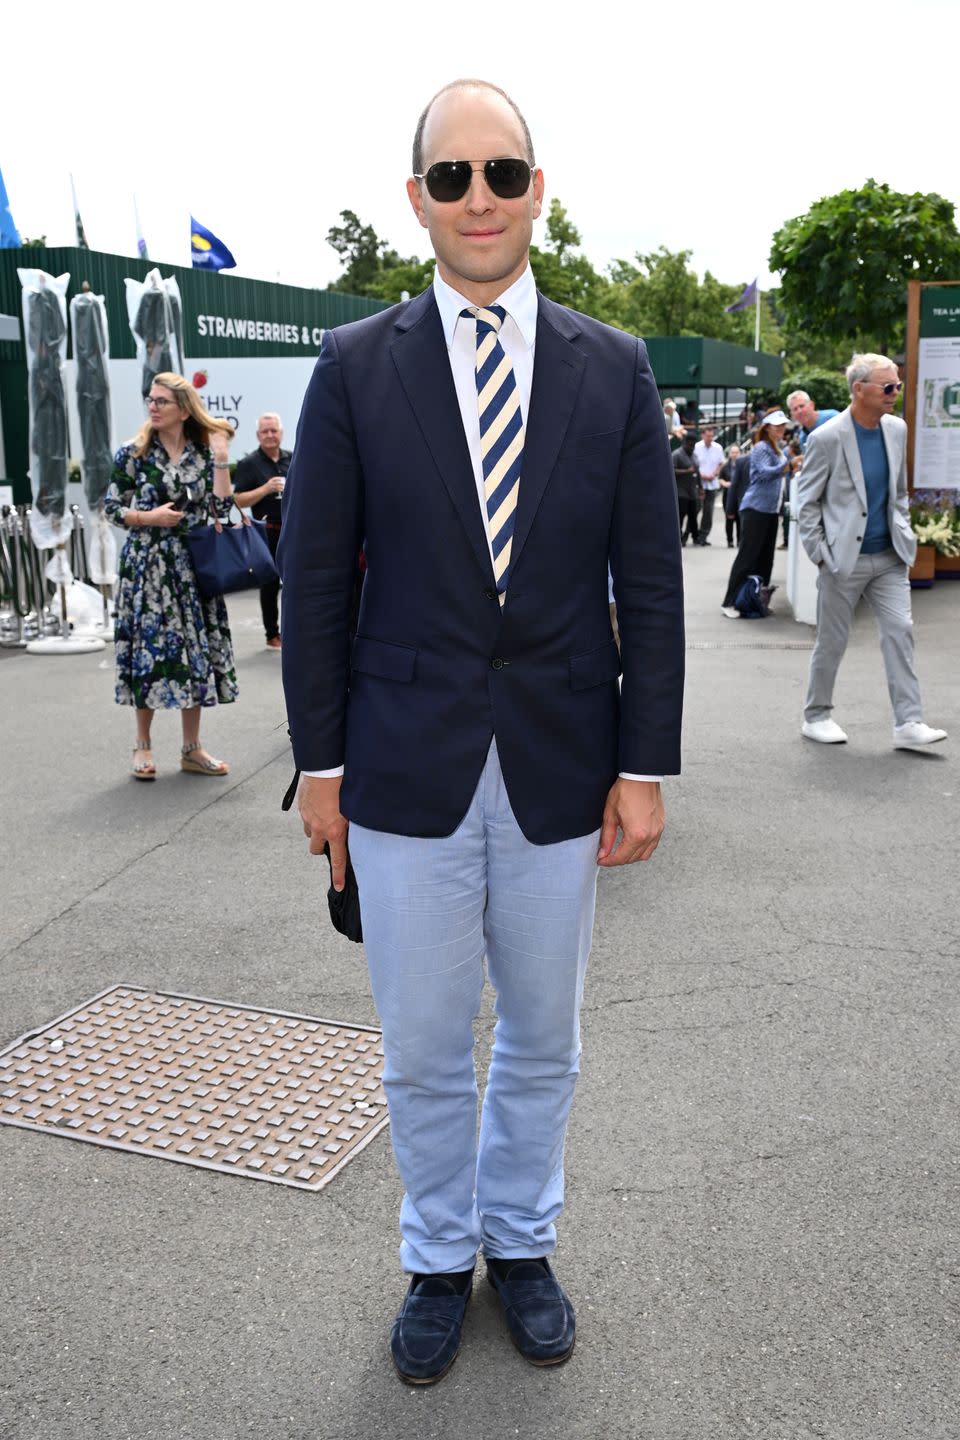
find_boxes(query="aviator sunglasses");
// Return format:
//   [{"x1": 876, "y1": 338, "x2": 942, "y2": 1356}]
[{"x1": 414, "y1": 158, "x2": 533, "y2": 203}]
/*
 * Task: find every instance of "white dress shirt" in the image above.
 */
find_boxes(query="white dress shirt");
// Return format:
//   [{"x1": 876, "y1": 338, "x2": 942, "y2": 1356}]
[
  {"x1": 693, "y1": 439, "x2": 724, "y2": 488},
  {"x1": 304, "y1": 266, "x2": 660, "y2": 784}
]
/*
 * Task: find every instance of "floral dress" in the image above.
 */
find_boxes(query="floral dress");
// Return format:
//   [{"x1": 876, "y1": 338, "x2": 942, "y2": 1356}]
[{"x1": 104, "y1": 439, "x2": 239, "y2": 710}]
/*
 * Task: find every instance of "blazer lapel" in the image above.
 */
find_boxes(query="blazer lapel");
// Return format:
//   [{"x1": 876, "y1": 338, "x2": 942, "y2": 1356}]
[
  {"x1": 390, "y1": 291, "x2": 494, "y2": 585},
  {"x1": 510, "y1": 298, "x2": 586, "y2": 572},
  {"x1": 838, "y1": 409, "x2": 867, "y2": 508}
]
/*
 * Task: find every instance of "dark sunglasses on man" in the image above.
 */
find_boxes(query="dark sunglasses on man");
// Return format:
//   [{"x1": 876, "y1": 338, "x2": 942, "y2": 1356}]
[
  {"x1": 414, "y1": 157, "x2": 533, "y2": 203},
  {"x1": 866, "y1": 380, "x2": 904, "y2": 396}
]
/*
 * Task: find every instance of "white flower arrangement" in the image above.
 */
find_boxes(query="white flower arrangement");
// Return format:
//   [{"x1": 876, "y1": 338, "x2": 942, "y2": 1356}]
[{"x1": 912, "y1": 514, "x2": 960, "y2": 557}]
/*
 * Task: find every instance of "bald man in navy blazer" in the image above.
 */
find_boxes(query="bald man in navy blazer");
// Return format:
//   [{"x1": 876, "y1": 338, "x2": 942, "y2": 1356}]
[{"x1": 279, "y1": 79, "x2": 684, "y2": 1384}]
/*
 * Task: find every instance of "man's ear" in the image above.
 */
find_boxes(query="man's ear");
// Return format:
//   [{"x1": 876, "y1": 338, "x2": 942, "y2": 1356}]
[
  {"x1": 406, "y1": 177, "x2": 429, "y2": 230},
  {"x1": 531, "y1": 167, "x2": 545, "y2": 221}
]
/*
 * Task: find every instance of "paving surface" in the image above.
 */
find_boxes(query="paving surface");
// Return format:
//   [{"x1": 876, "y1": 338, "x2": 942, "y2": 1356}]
[{"x1": 1, "y1": 545, "x2": 958, "y2": 1440}]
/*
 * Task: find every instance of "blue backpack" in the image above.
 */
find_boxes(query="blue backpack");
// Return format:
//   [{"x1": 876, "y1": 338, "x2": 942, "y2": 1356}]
[{"x1": 733, "y1": 574, "x2": 769, "y2": 619}]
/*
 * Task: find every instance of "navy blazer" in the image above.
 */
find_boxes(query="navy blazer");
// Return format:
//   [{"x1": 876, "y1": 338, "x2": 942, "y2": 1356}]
[{"x1": 278, "y1": 287, "x2": 684, "y2": 845}]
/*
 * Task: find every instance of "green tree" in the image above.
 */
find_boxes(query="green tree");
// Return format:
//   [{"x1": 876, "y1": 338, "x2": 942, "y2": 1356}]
[
  {"x1": 326, "y1": 210, "x2": 384, "y2": 294},
  {"x1": 780, "y1": 366, "x2": 850, "y2": 414},
  {"x1": 605, "y1": 247, "x2": 784, "y2": 352},
  {"x1": 367, "y1": 257, "x2": 436, "y2": 303},
  {"x1": 326, "y1": 210, "x2": 430, "y2": 298},
  {"x1": 769, "y1": 179, "x2": 960, "y2": 353},
  {"x1": 529, "y1": 199, "x2": 614, "y2": 319}
]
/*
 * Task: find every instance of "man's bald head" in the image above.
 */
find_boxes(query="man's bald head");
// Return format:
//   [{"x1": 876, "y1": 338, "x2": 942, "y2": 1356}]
[{"x1": 412, "y1": 78, "x2": 534, "y2": 176}]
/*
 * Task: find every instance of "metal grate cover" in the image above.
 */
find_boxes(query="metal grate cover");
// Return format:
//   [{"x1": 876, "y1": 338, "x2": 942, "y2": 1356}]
[{"x1": 0, "y1": 985, "x2": 388, "y2": 1191}]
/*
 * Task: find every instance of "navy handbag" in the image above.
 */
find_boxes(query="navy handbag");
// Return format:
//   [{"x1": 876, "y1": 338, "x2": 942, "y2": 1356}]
[{"x1": 186, "y1": 511, "x2": 279, "y2": 598}]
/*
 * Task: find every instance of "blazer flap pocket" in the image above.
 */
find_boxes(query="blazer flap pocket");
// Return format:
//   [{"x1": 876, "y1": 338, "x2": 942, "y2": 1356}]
[
  {"x1": 559, "y1": 428, "x2": 624, "y2": 463},
  {"x1": 351, "y1": 635, "x2": 417, "y2": 683},
  {"x1": 569, "y1": 639, "x2": 621, "y2": 691}
]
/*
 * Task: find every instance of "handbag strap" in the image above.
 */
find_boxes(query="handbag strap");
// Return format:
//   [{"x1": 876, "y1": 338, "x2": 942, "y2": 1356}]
[{"x1": 212, "y1": 497, "x2": 253, "y2": 534}]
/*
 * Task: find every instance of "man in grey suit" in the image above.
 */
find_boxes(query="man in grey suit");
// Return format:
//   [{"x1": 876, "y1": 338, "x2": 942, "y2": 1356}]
[{"x1": 796, "y1": 352, "x2": 947, "y2": 750}]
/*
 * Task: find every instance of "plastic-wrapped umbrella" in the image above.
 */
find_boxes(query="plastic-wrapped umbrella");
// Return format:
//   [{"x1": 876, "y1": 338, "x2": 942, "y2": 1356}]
[
  {"x1": 27, "y1": 284, "x2": 68, "y2": 521},
  {"x1": 71, "y1": 288, "x2": 113, "y2": 509}
]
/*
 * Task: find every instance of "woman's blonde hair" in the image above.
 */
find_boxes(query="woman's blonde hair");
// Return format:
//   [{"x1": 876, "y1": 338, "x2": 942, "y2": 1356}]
[{"x1": 131, "y1": 372, "x2": 235, "y2": 459}]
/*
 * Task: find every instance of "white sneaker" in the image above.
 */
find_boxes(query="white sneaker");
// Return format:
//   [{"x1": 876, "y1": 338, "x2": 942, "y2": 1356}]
[
  {"x1": 801, "y1": 718, "x2": 848, "y2": 744},
  {"x1": 720, "y1": 606, "x2": 740, "y2": 619},
  {"x1": 893, "y1": 721, "x2": 947, "y2": 750}
]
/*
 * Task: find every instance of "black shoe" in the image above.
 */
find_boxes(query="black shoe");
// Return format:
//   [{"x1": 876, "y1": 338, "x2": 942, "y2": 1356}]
[
  {"x1": 390, "y1": 1269, "x2": 474, "y2": 1385},
  {"x1": 486, "y1": 1257, "x2": 575, "y2": 1366},
  {"x1": 701, "y1": 539, "x2": 711, "y2": 545}
]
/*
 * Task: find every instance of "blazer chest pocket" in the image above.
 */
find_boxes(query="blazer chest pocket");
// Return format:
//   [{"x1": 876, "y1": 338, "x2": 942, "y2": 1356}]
[
  {"x1": 351, "y1": 635, "x2": 417, "y2": 683},
  {"x1": 557, "y1": 428, "x2": 624, "y2": 466},
  {"x1": 569, "y1": 639, "x2": 621, "y2": 691}
]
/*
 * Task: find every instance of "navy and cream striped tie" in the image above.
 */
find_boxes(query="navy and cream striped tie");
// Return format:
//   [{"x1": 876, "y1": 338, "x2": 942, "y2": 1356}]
[{"x1": 463, "y1": 304, "x2": 523, "y2": 603}]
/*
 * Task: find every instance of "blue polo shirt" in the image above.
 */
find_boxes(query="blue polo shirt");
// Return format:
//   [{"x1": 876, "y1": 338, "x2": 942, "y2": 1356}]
[
  {"x1": 799, "y1": 408, "x2": 839, "y2": 451},
  {"x1": 853, "y1": 420, "x2": 892, "y2": 554}
]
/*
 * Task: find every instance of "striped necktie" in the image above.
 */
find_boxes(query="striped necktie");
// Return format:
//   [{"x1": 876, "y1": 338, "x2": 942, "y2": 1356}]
[{"x1": 463, "y1": 304, "x2": 524, "y2": 602}]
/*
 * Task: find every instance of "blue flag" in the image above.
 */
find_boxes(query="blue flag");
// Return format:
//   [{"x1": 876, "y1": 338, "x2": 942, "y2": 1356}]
[
  {"x1": 725, "y1": 278, "x2": 757, "y2": 313},
  {"x1": 191, "y1": 216, "x2": 236, "y2": 271},
  {"x1": 0, "y1": 165, "x2": 21, "y2": 248}
]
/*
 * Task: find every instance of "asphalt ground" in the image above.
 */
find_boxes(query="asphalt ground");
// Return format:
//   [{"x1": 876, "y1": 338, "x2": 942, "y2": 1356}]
[{"x1": 1, "y1": 539, "x2": 957, "y2": 1440}]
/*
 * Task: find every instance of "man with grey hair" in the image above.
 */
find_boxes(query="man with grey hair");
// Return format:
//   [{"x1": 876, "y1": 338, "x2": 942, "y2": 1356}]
[
  {"x1": 786, "y1": 390, "x2": 839, "y2": 451},
  {"x1": 795, "y1": 353, "x2": 946, "y2": 749},
  {"x1": 233, "y1": 412, "x2": 289, "y2": 647}
]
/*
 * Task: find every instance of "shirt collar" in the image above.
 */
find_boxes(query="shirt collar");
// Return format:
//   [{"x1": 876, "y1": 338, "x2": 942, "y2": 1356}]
[{"x1": 433, "y1": 265, "x2": 538, "y2": 351}]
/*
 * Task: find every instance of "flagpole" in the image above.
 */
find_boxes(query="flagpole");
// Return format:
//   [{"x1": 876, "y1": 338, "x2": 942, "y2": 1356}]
[{"x1": 755, "y1": 285, "x2": 761, "y2": 352}]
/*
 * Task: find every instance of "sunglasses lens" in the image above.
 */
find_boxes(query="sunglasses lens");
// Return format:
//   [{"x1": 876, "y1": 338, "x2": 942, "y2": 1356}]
[
  {"x1": 484, "y1": 159, "x2": 532, "y2": 198},
  {"x1": 423, "y1": 159, "x2": 532, "y2": 202},
  {"x1": 425, "y1": 162, "x2": 472, "y2": 201}
]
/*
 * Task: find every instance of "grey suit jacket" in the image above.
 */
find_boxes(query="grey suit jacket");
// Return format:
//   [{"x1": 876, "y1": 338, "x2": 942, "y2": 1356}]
[{"x1": 795, "y1": 407, "x2": 915, "y2": 578}]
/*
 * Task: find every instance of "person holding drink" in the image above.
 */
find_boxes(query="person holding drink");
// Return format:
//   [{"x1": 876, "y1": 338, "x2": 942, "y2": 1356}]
[{"x1": 232, "y1": 412, "x2": 290, "y2": 649}]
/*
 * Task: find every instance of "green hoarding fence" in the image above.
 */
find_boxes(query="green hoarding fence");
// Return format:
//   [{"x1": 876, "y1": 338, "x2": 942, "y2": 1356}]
[{"x1": 0, "y1": 246, "x2": 389, "y2": 501}]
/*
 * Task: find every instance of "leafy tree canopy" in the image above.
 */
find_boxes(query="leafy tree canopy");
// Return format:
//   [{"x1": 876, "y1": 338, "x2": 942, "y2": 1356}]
[
  {"x1": 780, "y1": 366, "x2": 851, "y2": 415},
  {"x1": 769, "y1": 179, "x2": 960, "y2": 353},
  {"x1": 325, "y1": 209, "x2": 430, "y2": 298}
]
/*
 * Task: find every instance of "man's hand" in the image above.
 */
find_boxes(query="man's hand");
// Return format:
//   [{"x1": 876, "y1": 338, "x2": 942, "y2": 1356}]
[
  {"x1": 299, "y1": 775, "x2": 349, "y2": 890},
  {"x1": 266, "y1": 476, "x2": 285, "y2": 494},
  {"x1": 597, "y1": 779, "x2": 665, "y2": 867}
]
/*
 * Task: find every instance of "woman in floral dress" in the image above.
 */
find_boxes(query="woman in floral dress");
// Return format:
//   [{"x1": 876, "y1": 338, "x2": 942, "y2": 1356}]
[{"x1": 105, "y1": 372, "x2": 238, "y2": 780}]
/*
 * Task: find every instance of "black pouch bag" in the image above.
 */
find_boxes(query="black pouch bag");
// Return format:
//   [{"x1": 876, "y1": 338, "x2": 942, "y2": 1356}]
[{"x1": 281, "y1": 768, "x2": 363, "y2": 943}]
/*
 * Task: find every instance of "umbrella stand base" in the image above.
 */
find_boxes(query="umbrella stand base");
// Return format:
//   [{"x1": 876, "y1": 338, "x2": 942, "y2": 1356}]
[{"x1": 26, "y1": 635, "x2": 106, "y2": 656}]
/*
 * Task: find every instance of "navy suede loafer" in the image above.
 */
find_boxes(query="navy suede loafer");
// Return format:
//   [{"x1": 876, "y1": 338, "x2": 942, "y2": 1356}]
[
  {"x1": 486, "y1": 1257, "x2": 576, "y2": 1366},
  {"x1": 390, "y1": 1270, "x2": 474, "y2": 1385}
]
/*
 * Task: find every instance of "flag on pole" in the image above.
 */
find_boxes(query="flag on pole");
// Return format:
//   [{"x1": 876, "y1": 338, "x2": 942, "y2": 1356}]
[
  {"x1": 725, "y1": 278, "x2": 757, "y2": 313},
  {"x1": 134, "y1": 198, "x2": 148, "y2": 259},
  {"x1": 0, "y1": 165, "x2": 20, "y2": 247},
  {"x1": 71, "y1": 174, "x2": 89, "y2": 248},
  {"x1": 190, "y1": 216, "x2": 236, "y2": 271}
]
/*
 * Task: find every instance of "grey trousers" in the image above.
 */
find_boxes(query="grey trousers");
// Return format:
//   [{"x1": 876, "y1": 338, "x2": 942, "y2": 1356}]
[{"x1": 804, "y1": 549, "x2": 923, "y2": 726}]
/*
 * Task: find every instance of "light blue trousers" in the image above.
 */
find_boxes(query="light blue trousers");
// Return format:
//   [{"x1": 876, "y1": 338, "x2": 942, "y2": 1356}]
[{"x1": 349, "y1": 739, "x2": 601, "y2": 1274}]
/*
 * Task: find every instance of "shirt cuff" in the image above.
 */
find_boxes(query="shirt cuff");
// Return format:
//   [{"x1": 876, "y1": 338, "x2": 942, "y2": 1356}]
[
  {"x1": 619, "y1": 773, "x2": 663, "y2": 783},
  {"x1": 300, "y1": 767, "x2": 344, "y2": 778}
]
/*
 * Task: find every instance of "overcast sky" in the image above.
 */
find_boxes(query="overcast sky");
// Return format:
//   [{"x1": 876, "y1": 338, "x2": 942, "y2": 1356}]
[{"x1": 4, "y1": 0, "x2": 955, "y2": 299}]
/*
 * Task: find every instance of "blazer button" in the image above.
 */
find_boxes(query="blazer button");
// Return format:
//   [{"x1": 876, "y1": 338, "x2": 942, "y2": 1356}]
[
  {"x1": 491, "y1": 657, "x2": 504, "y2": 670},
  {"x1": 856, "y1": 536, "x2": 863, "y2": 542},
  {"x1": 862, "y1": 511, "x2": 867, "y2": 518},
  {"x1": 483, "y1": 587, "x2": 496, "y2": 600}
]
